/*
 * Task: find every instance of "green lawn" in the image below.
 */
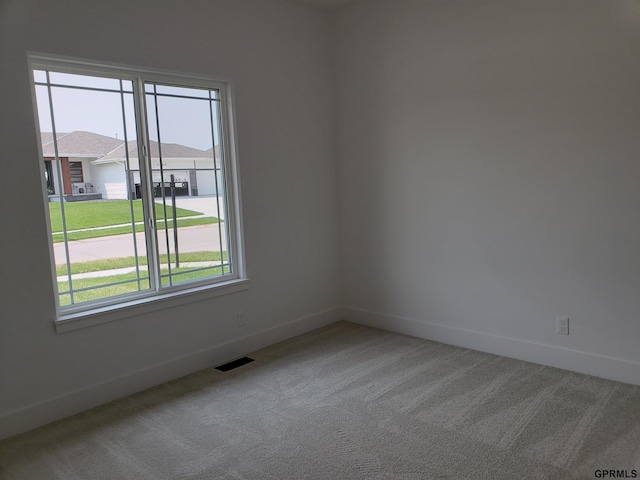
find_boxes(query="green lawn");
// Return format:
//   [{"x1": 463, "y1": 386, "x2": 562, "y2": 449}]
[
  {"x1": 51, "y1": 201, "x2": 228, "y2": 306},
  {"x1": 58, "y1": 265, "x2": 225, "y2": 306},
  {"x1": 51, "y1": 216, "x2": 217, "y2": 243},
  {"x1": 49, "y1": 199, "x2": 218, "y2": 242},
  {"x1": 56, "y1": 251, "x2": 227, "y2": 276},
  {"x1": 49, "y1": 199, "x2": 203, "y2": 232}
]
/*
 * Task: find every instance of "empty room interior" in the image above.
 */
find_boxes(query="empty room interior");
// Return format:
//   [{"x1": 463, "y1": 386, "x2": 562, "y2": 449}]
[{"x1": 1, "y1": 0, "x2": 639, "y2": 478}]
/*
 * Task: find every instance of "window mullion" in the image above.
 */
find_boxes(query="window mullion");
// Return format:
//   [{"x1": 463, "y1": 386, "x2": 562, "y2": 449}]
[
  {"x1": 119, "y1": 80, "x2": 143, "y2": 292},
  {"x1": 150, "y1": 83, "x2": 175, "y2": 287},
  {"x1": 45, "y1": 71, "x2": 76, "y2": 306},
  {"x1": 218, "y1": 91, "x2": 236, "y2": 276},
  {"x1": 208, "y1": 92, "x2": 226, "y2": 274},
  {"x1": 133, "y1": 77, "x2": 160, "y2": 293}
]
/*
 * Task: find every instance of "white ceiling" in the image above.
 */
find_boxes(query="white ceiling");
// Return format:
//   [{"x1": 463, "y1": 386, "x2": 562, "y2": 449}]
[{"x1": 287, "y1": 0, "x2": 364, "y2": 11}]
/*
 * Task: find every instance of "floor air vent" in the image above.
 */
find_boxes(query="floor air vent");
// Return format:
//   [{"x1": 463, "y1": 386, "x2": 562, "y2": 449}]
[{"x1": 215, "y1": 357, "x2": 255, "y2": 372}]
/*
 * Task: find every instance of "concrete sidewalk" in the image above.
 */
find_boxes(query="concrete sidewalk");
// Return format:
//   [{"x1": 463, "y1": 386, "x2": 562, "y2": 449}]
[{"x1": 57, "y1": 261, "x2": 225, "y2": 282}]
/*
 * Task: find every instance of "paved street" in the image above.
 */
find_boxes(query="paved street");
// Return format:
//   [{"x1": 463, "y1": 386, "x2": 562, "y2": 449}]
[
  {"x1": 53, "y1": 196, "x2": 228, "y2": 264},
  {"x1": 54, "y1": 224, "x2": 227, "y2": 264}
]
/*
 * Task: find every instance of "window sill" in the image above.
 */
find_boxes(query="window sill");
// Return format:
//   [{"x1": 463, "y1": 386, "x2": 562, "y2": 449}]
[{"x1": 54, "y1": 278, "x2": 250, "y2": 334}]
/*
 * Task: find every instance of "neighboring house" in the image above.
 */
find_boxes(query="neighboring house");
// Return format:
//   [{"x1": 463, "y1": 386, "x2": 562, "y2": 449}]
[{"x1": 41, "y1": 131, "x2": 222, "y2": 200}]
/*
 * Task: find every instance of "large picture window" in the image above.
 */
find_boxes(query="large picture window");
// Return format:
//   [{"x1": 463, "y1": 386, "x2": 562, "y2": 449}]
[{"x1": 31, "y1": 56, "x2": 245, "y2": 320}]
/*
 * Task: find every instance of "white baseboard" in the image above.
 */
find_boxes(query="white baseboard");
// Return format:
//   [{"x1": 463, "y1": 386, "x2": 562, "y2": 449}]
[
  {"x1": 0, "y1": 307, "x2": 343, "y2": 441},
  {"x1": 344, "y1": 307, "x2": 640, "y2": 386}
]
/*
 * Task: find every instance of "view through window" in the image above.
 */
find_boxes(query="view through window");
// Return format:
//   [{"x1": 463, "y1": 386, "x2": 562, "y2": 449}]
[{"x1": 32, "y1": 61, "x2": 240, "y2": 314}]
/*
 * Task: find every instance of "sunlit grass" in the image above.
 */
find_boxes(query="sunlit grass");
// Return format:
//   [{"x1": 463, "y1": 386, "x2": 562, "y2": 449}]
[
  {"x1": 49, "y1": 199, "x2": 202, "y2": 232},
  {"x1": 55, "y1": 251, "x2": 228, "y2": 276},
  {"x1": 51, "y1": 216, "x2": 218, "y2": 243},
  {"x1": 58, "y1": 265, "x2": 226, "y2": 306}
]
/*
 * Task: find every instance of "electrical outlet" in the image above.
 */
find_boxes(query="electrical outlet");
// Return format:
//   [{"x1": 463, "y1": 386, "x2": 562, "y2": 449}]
[
  {"x1": 237, "y1": 312, "x2": 247, "y2": 328},
  {"x1": 556, "y1": 316, "x2": 569, "y2": 335}
]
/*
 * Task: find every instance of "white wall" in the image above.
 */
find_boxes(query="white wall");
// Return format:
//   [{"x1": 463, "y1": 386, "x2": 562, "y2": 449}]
[
  {"x1": 335, "y1": 0, "x2": 640, "y2": 384},
  {"x1": 0, "y1": 0, "x2": 340, "y2": 438}
]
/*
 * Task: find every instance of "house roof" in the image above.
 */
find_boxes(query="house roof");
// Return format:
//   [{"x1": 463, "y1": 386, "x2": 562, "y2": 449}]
[
  {"x1": 40, "y1": 132, "x2": 59, "y2": 148},
  {"x1": 40, "y1": 131, "x2": 214, "y2": 161},
  {"x1": 204, "y1": 145, "x2": 221, "y2": 158},
  {"x1": 41, "y1": 131, "x2": 124, "y2": 157},
  {"x1": 99, "y1": 140, "x2": 211, "y2": 161}
]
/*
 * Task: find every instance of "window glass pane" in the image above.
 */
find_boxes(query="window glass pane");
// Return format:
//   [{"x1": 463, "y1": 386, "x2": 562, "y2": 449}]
[
  {"x1": 154, "y1": 84, "x2": 211, "y2": 99},
  {"x1": 122, "y1": 80, "x2": 133, "y2": 92},
  {"x1": 35, "y1": 85, "x2": 53, "y2": 138},
  {"x1": 48, "y1": 72, "x2": 122, "y2": 91},
  {"x1": 47, "y1": 86, "x2": 137, "y2": 141},
  {"x1": 33, "y1": 70, "x2": 47, "y2": 83},
  {"x1": 35, "y1": 72, "x2": 150, "y2": 308},
  {"x1": 146, "y1": 84, "x2": 230, "y2": 288}
]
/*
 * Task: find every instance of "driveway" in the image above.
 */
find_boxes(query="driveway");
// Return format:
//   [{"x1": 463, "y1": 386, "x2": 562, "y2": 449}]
[{"x1": 161, "y1": 195, "x2": 226, "y2": 220}]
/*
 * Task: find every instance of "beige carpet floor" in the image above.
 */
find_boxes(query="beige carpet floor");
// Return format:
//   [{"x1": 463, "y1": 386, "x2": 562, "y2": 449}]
[{"x1": 1, "y1": 321, "x2": 639, "y2": 479}]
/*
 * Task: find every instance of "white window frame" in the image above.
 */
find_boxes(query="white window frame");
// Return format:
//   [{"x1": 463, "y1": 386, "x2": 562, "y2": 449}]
[{"x1": 29, "y1": 54, "x2": 248, "y2": 332}]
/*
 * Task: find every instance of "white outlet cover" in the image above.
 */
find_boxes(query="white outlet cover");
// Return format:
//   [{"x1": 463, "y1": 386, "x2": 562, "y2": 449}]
[{"x1": 556, "y1": 316, "x2": 569, "y2": 335}]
